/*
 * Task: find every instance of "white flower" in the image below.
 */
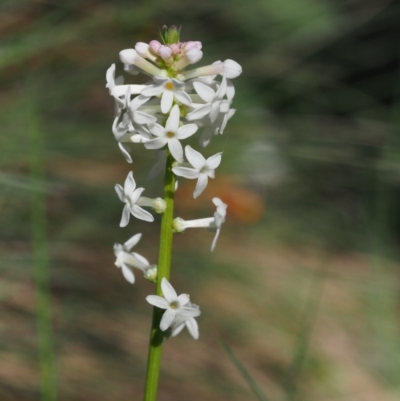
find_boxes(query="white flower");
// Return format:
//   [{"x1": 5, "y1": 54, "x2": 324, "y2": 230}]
[
  {"x1": 180, "y1": 59, "x2": 242, "y2": 81},
  {"x1": 146, "y1": 278, "x2": 201, "y2": 331},
  {"x1": 173, "y1": 197, "x2": 227, "y2": 251},
  {"x1": 115, "y1": 172, "x2": 155, "y2": 226},
  {"x1": 141, "y1": 77, "x2": 192, "y2": 113},
  {"x1": 119, "y1": 49, "x2": 167, "y2": 77},
  {"x1": 106, "y1": 63, "x2": 147, "y2": 99},
  {"x1": 170, "y1": 302, "x2": 200, "y2": 340},
  {"x1": 172, "y1": 146, "x2": 222, "y2": 198},
  {"x1": 145, "y1": 105, "x2": 198, "y2": 162},
  {"x1": 114, "y1": 233, "x2": 154, "y2": 284}
]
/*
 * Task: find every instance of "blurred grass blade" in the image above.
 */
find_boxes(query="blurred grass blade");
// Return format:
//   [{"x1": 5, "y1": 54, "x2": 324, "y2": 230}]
[
  {"x1": 222, "y1": 341, "x2": 269, "y2": 401},
  {"x1": 28, "y1": 86, "x2": 58, "y2": 401}
]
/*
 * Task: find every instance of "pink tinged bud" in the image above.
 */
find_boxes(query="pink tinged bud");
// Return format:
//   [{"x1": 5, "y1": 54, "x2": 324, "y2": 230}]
[
  {"x1": 149, "y1": 40, "x2": 162, "y2": 53},
  {"x1": 119, "y1": 49, "x2": 165, "y2": 77},
  {"x1": 135, "y1": 42, "x2": 158, "y2": 62},
  {"x1": 184, "y1": 41, "x2": 202, "y2": 51},
  {"x1": 170, "y1": 44, "x2": 180, "y2": 55},
  {"x1": 158, "y1": 45, "x2": 172, "y2": 61}
]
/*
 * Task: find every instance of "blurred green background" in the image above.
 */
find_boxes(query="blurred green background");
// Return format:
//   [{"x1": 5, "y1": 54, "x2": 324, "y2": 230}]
[{"x1": 1, "y1": 0, "x2": 400, "y2": 400}]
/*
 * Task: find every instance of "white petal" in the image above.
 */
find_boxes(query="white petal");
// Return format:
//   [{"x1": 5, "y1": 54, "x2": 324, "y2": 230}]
[
  {"x1": 121, "y1": 264, "x2": 135, "y2": 284},
  {"x1": 171, "y1": 323, "x2": 185, "y2": 337},
  {"x1": 174, "y1": 90, "x2": 192, "y2": 106},
  {"x1": 124, "y1": 171, "x2": 136, "y2": 195},
  {"x1": 119, "y1": 49, "x2": 137, "y2": 64},
  {"x1": 118, "y1": 143, "x2": 133, "y2": 163},
  {"x1": 178, "y1": 307, "x2": 201, "y2": 317},
  {"x1": 226, "y1": 79, "x2": 235, "y2": 101},
  {"x1": 193, "y1": 174, "x2": 208, "y2": 198},
  {"x1": 211, "y1": 228, "x2": 221, "y2": 252},
  {"x1": 210, "y1": 101, "x2": 220, "y2": 123},
  {"x1": 216, "y1": 76, "x2": 227, "y2": 99},
  {"x1": 120, "y1": 204, "x2": 130, "y2": 227},
  {"x1": 148, "y1": 123, "x2": 166, "y2": 138},
  {"x1": 172, "y1": 166, "x2": 200, "y2": 179},
  {"x1": 161, "y1": 90, "x2": 174, "y2": 114},
  {"x1": 186, "y1": 104, "x2": 212, "y2": 121},
  {"x1": 115, "y1": 184, "x2": 125, "y2": 201},
  {"x1": 131, "y1": 205, "x2": 154, "y2": 222},
  {"x1": 206, "y1": 152, "x2": 222, "y2": 170},
  {"x1": 145, "y1": 137, "x2": 168, "y2": 150},
  {"x1": 130, "y1": 94, "x2": 150, "y2": 110},
  {"x1": 223, "y1": 59, "x2": 242, "y2": 79},
  {"x1": 193, "y1": 81, "x2": 215, "y2": 103},
  {"x1": 161, "y1": 278, "x2": 177, "y2": 303},
  {"x1": 165, "y1": 105, "x2": 180, "y2": 132},
  {"x1": 131, "y1": 252, "x2": 150, "y2": 269},
  {"x1": 146, "y1": 295, "x2": 169, "y2": 309},
  {"x1": 123, "y1": 233, "x2": 142, "y2": 250},
  {"x1": 141, "y1": 85, "x2": 164, "y2": 97},
  {"x1": 176, "y1": 124, "x2": 198, "y2": 140},
  {"x1": 185, "y1": 145, "x2": 206, "y2": 170},
  {"x1": 186, "y1": 318, "x2": 199, "y2": 339},
  {"x1": 132, "y1": 110, "x2": 156, "y2": 125},
  {"x1": 130, "y1": 187, "x2": 145, "y2": 204},
  {"x1": 168, "y1": 138, "x2": 184, "y2": 162},
  {"x1": 160, "y1": 309, "x2": 176, "y2": 331},
  {"x1": 177, "y1": 294, "x2": 190, "y2": 306}
]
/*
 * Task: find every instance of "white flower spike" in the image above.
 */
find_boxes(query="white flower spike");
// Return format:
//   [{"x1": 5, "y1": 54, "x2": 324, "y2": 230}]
[
  {"x1": 172, "y1": 145, "x2": 222, "y2": 198},
  {"x1": 146, "y1": 278, "x2": 201, "y2": 331}
]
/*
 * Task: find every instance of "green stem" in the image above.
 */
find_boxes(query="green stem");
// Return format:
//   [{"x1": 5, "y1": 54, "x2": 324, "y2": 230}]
[
  {"x1": 143, "y1": 152, "x2": 176, "y2": 401},
  {"x1": 28, "y1": 95, "x2": 58, "y2": 401}
]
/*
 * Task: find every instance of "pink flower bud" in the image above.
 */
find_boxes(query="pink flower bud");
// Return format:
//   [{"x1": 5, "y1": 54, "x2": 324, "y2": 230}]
[
  {"x1": 158, "y1": 45, "x2": 172, "y2": 61},
  {"x1": 149, "y1": 40, "x2": 162, "y2": 53}
]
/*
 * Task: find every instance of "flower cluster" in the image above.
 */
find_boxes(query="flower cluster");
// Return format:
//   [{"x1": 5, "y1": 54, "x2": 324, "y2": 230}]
[{"x1": 107, "y1": 26, "x2": 241, "y2": 340}]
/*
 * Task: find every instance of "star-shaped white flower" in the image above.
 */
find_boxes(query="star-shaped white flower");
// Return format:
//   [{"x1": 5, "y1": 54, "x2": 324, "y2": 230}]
[
  {"x1": 172, "y1": 145, "x2": 222, "y2": 198},
  {"x1": 145, "y1": 105, "x2": 198, "y2": 162},
  {"x1": 114, "y1": 233, "x2": 153, "y2": 284},
  {"x1": 115, "y1": 172, "x2": 154, "y2": 226},
  {"x1": 170, "y1": 302, "x2": 200, "y2": 339},
  {"x1": 146, "y1": 278, "x2": 201, "y2": 331},
  {"x1": 141, "y1": 77, "x2": 192, "y2": 113}
]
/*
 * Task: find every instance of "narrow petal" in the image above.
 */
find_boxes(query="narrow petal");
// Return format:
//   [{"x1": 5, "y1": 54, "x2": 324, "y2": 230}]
[
  {"x1": 172, "y1": 166, "x2": 200, "y2": 179},
  {"x1": 177, "y1": 294, "x2": 190, "y2": 306},
  {"x1": 120, "y1": 204, "x2": 130, "y2": 227},
  {"x1": 161, "y1": 90, "x2": 174, "y2": 114},
  {"x1": 130, "y1": 94, "x2": 151, "y2": 110},
  {"x1": 178, "y1": 307, "x2": 201, "y2": 317},
  {"x1": 186, "y1": 318, "x2": 199, "y2": 339},
  {"x1": 185, "y1": 145, "x2": 206, "y2": 170},
  {"x1": 165, "y1": 105, "x2": 180, "y2": 132},
  {"x1": 171, "y1": 323, "x2": 186, "y2": 337},
  {"x1": 121, "y1": 264, "x2": 135, "y2": 284},
  {"x1": 186, "y1": 104, "x2": 212, "y2": 121},
  {"x1": 132, "y1": 110, "x2": 157, "y2": 125},
  {"x1": 118, "y1": 143, "x2": 133, "y2": 163},
  {"x1": 211, "y1": 228, "x2": 221, "y2": 252},
  {"x1": 206, "y1": 152, "x2": 222, "y2": 170},
  {"x1": 131, "y1": 205, "x2": 154, "y2": 222},
  {"x1": 123, "y1": 233, "x2": 142, "y2": 250},
  {"x1": 124, "y1": 171, "x2": 136, "y2": 195},
  {"x1": 146, "y1": 295, "x2": 169, "y2": 309},
  {"x1": 141, "y1": 85, "x2": 164, "y2": 97},
  {"x1": 161, "y1": 278, "x2": 177, "y2": 303},
  {"x1": 145, "y1": 137, "x2": 168, "y2": 150},
  {"x1": 115, "y1": 184, "x2": 125, "y2": 201},
  {"x1": 193, "y1": 174, "x2": 208, "y2": 198},
  {"x1": 216, "y1": 76, "x2": 227, "y2": 99},
  {"x1": 160, "y1": 309, "x2": 176, "y2": 331},
  {"x1": 226, "y1": 79, "x2": 235, "y2": 101},
  {"x1": 148, "y1": 123, "x2": 166, "y2": 138},
  {"x1": 168, "y1": 138, "x2": 184, "y2": 162},
  {"x1": 176, "y1": 124, "x2": 198, "y2": 140},
  {"x1": 131, "y1": 252, "x2": 150, "y2": 269},
  {"x1": 210, "y1": 101, "x2": 221, "y2": 123},
  {"x1": 193, "y1": 81, "x2": 215, "y2": 103},
  {"x1": 130, "y1": 187, "x2": 145, "y2": 204},
  {"x1": 174, "y1": 90, "x2": 192, "y2": 106}
]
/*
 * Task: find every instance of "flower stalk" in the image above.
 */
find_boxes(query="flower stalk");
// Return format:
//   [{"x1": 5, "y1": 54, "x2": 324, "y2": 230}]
[{"x1": 143, "y1": 152, "x2": 176, "y2": 401}]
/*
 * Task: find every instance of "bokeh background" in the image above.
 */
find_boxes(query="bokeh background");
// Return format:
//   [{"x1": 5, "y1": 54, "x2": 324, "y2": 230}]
[{"x1": 1, "y1": 0, "x2": 400, "y2": 400}]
